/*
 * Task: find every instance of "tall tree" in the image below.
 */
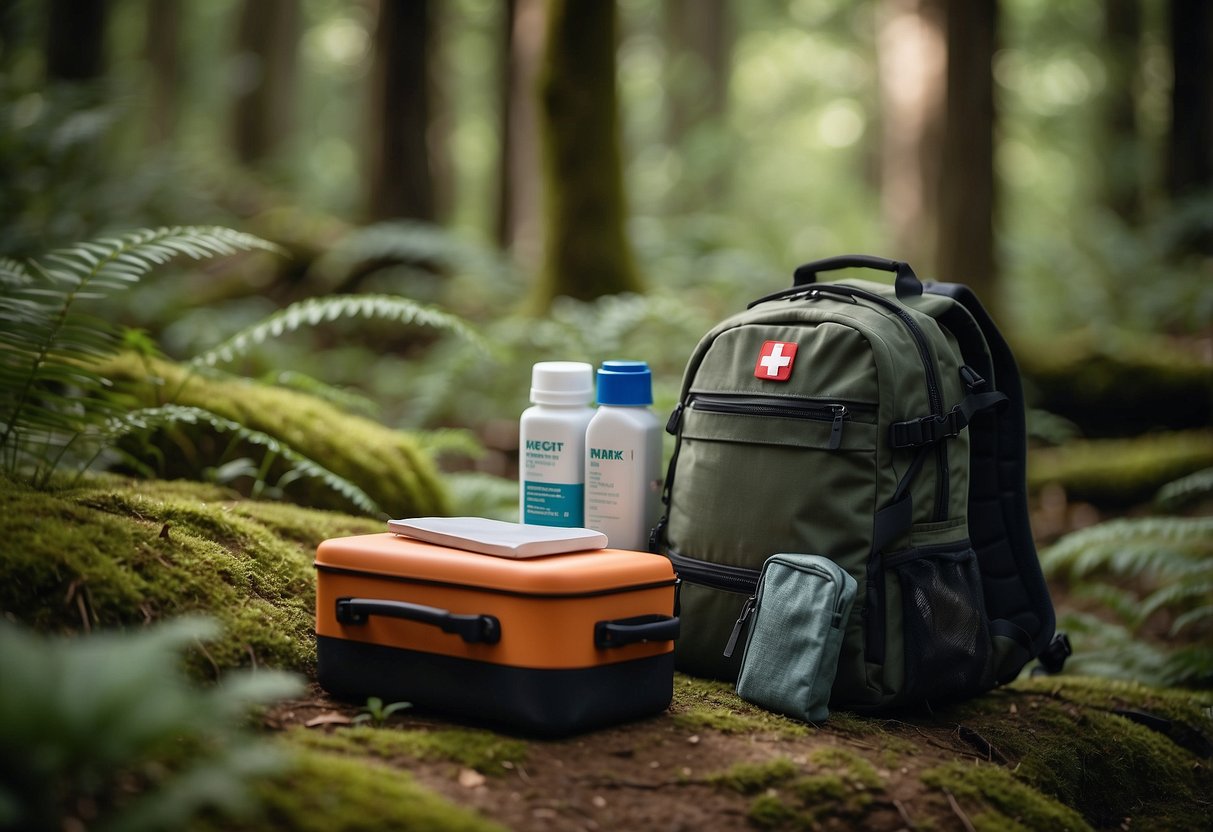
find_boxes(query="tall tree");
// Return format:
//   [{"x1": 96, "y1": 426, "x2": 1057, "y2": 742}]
[
  {"x1": 663, "y1": 0, "x2": 731, "y2": 210},
  {"x1": 367, "y1": 0, "x2": 437, "y2": 222},
  {"x1": 935, "y1": 0, "x2": 997, "y2": 307},
  {"x1": 1166, "y1": 0, "x2": 1213, "y2": 200},
  {"x1": 1099, "y1": 0, "x2": 1143, "y2": 224},
  {"x1": 144, "y1": 0, "x2": 182, "y2": 146},
  {"x1": 45, "y1": 0, "x2": 106, "y2": 82},
  {"x1": 534, "y1": 0, "x2": 641, "y2": 308},
  {"x1": 230, "y1": 0, "x2": 300, "y2": 166},
  {"x1": 877, "y1": 0, "x2": 946, "y2": 271},
  {"x1": 496, "y1": 0, "x2": 545, "y2": 266}
]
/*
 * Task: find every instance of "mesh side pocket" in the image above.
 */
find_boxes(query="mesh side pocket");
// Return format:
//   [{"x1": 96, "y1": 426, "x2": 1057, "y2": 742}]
[{"x1": 891, "y1": 546, "x2": 992, "y2": 701}]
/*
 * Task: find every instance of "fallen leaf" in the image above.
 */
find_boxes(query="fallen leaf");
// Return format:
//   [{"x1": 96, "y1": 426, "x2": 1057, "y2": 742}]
[
  {"x1": 459, "y1": 768, "x2": 487, "y2": 789},
  {"x1": 304, "y1": 712, "x2": 353, "y2": 728}
]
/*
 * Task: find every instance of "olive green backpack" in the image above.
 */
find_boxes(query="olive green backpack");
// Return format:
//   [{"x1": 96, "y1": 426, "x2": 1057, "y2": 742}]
[{"x1": 652, "y1": 256, "x2": 1069, "y2": 710}]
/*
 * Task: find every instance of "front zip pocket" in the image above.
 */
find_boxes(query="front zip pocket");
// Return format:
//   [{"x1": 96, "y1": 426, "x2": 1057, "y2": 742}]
[{"x1": 683, "y1": 394, "x2": 873, "y2": 451}]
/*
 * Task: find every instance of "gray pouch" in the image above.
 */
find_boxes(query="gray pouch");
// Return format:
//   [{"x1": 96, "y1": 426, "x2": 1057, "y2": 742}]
[{"x1": 729, "y1": 553, "x2": 857, "y2": 723}]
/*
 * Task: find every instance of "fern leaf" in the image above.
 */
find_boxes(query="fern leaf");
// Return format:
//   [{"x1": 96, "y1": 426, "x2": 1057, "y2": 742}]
[
  {"x1": 1041, "y1": 516, "x2": 1213, "y2": 579},
  {"x1": 0, "y1": 227, "x2": 281, "y2": 478},
  {"x1": 110, "y1": 405, "x2": 383, "y2": 516},
  {"x1": 1155, "y1": 467, "x2": 1213, "y2": 510},
  {"x1": 1139, "y1": 577, "x2": 1213, "y2": 620},
  {"x1": 309, "y1": 221, "x2": 508, "y2": 288},
  {"x1": 1170, "y1": 604, "x2": 1213, "y2": 636},
  {"x1": 188, "y1": 294, "x2": 486, "y2": 369}
]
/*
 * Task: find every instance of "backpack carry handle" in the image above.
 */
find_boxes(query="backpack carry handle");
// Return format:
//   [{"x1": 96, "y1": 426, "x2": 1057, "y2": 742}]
[{"x1": 793, "y1": 255, "x2": 923, "y2": 299}]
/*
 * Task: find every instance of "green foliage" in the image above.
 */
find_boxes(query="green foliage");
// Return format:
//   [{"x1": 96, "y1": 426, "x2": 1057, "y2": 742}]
[
  {"x1": 1042, "y1": 515, "x2": 1213, "y2": 686},
  {"x1": 189, "y1": 293, "x2": 486, "y2": 369},
  {"x1": 289, "y1": 725, "x2": 528, "y2": 777},
  {"x1": 0, "y1": 617, "x2": 301, "y2": 832},
  {"x1": 353, "y1": 696, "x2": 413, "y2": 726},
  {"x1": 0, "y1": 226, "x2": 279, "y2": 485},
  {"x1": 1155, "y1": 466, "x2": 1213, "y2": 511},
  {"x1": 111, "y1": 404, "x2": 382, "y2": 515}
]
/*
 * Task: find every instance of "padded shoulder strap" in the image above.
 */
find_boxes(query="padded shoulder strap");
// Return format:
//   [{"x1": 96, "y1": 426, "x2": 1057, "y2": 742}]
[{"x1": 923, "y1": 282, "x2": 1057, "y2": 661}]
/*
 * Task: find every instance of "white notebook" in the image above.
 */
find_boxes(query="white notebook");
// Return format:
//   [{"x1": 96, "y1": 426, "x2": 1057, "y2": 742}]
[{"x1": 387, "y1": 517, "x2": 608, "y2": 559}]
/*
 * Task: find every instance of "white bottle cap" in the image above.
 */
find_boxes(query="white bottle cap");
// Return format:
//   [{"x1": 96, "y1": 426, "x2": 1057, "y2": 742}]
[{"x1": 530, "y1": 361, "x2": 594, "y2": 405}]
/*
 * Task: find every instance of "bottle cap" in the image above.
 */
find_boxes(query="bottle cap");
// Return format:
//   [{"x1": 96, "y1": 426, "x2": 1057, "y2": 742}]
[
  {"x1": 530, "y1": 361, "x2": 594, "y2": 405},
  {"x1": 596, "y1": 360, "x2": 653, "y2": 406}
]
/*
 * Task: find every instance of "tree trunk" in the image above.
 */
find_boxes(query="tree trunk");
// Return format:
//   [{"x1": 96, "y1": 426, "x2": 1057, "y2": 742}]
[
  {"x1": 45, "y1": 0, "x2": 106, "y2": 82},
  {"x1": 534, "y1": 0, "x2": 641, "y2": 308},
  {"x1": 1099, "y1": 0, "x2": 1143, "y2": 224},
  {"x1": 230, "y1": 0, "x2": 300, "y2": 166},
  {"x1": 144, "y1": 0, "x2": 181, "y2": 146},
  {"x1": 367, "y1": 0, "x2": 436, "y2": 222},
  {"x1": 877, "y1": 0, "x2": 946, "y2": 272},
  {"x1": 496, "y1": 0, "x2": 546, "y2": 267},
  {"x1": 1166, "y1": 0, "x2": 1213, "y2": 199},
  {"x1": 663, "y1": 0, "x2": 731, "y2": 210},
  {"x1": 935, "y1": 0, "x2": 997, "y2": 308}
]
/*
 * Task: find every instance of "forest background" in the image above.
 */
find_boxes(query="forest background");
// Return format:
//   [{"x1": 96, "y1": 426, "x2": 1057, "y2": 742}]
[{"x1": 0, "y1": 1, "x2": 1212, "y2": 829}]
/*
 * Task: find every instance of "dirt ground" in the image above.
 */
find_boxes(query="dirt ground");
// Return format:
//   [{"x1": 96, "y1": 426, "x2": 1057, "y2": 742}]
[{"x1": 264, "y1": 680, "x2": 1058, "y2": 832}]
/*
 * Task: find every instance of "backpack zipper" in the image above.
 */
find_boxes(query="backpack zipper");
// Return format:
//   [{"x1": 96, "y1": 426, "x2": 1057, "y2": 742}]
[{"x1": 687, "y1": 394, "x2": 863, "y2": 450}]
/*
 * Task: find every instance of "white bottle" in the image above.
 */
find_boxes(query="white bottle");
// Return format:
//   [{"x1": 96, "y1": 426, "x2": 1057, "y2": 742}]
[
  {"x1": 584, "y1": 361, "x2": 663, "y2": 551},
  {"x1": 519, "y1": 362, "x2": 595, "y2": 527}
]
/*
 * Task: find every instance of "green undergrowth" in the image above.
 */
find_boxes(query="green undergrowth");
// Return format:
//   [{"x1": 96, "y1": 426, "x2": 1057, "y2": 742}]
[
  {"x1": 200, "y1": 746, "x2": 506, "y2": 832},
  {"x1": 1028, "y1": 430, "x2": 1213, "y2": 506},
  {"x1": 709, "y1": 747, "x2": 889, "y2": 829},
  {"x1": 670, "y1": 674, "x2": 810, "y2": 738},
  {"x1": 0, "y1": 472, "x2": 378, "y2": 675},
  {"x1": 922, "y1": 762, "x2": 1091, "y2": 832},
  {"x1": 101, "y1": 352, "x2": 450, "y2": 517},
  {"x1": 286, "y1": 725, "x2": 528, "y2": 776},
  {"x1": 943, "y1": 677, "x2": 1213, "y2": 829}
]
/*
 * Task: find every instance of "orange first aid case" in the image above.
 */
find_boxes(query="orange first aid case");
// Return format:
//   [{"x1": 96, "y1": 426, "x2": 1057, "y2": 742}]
[{"x1": 315, "y1": 533, "x2": 679, "y2": 735}]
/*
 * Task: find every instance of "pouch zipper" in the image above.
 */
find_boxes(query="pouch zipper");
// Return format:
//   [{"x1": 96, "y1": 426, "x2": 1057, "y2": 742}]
[
  {"x1": 666, "y1": 549, "x2": 760, "y2": 594},
  {"x1": 722, "y1": 558, "x2": 851, "y2": 659},
  {"x1": 686, "y1": 394, "x2": 867, "y2": 450}
]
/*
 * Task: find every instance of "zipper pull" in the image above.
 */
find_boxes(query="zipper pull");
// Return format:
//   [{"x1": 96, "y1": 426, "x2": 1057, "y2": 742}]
[
  {"x1": 648, "y1": 517, "x2": 667, "y2": 552},
  {"x1": 723, "y1": 595, "x2": 757, "y2": 658},
  {"x1": 828, "y1": 405, "x2": 848, "y2": 450},
  {"x1": 666, "y1": 402, "x2": 685, "y2": 435}
]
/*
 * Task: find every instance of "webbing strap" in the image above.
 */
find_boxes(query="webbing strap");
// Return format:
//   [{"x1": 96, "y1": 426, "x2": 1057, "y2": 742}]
[{"x1": 890, "y1": 390, "x2": 1008, "y2": 449}]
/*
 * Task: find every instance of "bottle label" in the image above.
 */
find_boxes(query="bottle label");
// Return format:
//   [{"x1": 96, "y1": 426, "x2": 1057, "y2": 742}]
[{"x1": 523, "y1": 482, "x2": 584, "y2": 526}]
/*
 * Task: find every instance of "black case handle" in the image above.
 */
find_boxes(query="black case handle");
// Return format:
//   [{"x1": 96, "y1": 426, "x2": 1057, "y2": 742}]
[
  {"x1": 594, "y1": 614, "x2": 680, "y2": 649},
  {"x1": 793, "y1": 255, "x2": 923, "y2": 299},
  {"x1": 336, "y1": 597, "x2": 501, "y2": 645}
]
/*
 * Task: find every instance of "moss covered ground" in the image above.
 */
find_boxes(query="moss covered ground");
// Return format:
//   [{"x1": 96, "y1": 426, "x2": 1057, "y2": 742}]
[{"x1": 4, "y1": 474, "x2": 1212, "y2": 831}]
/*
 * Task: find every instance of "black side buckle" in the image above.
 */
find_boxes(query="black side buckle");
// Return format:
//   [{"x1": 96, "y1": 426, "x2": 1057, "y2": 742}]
[
  {"x1": 890, "y1": 409, "x2": 963, "y2": 449},
  {"x1": 1033, "y1": 632, "x2": 1072, "y2": 676}
]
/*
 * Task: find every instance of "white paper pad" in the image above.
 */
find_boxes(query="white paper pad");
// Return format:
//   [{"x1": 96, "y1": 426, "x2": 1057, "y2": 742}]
[{"x1": 387, "y1": 517, "x2": 608, "y2": 558}]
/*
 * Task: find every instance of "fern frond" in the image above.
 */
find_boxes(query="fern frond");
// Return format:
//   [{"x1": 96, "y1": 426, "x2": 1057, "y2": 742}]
[
  {"x1": 0, "y1": 227, "x2": 280, "y2": 477},
  {"x1": 188, "y1": 294, "x2": 486, "y2": 368},
  {"x1": 1040, "y1": 516, "x2": 1213, "y2": 579},
  {"x1": 1140, "y1": 578, "x2": 1213, "y2": 621},
  {"x1": 0, "y1": 257, "x2": 31, "y2": 286},
  {"x1": 1170, "y1": 604, "x2": 1213, "y2": 636},
  {"x1": 1155, "y1": 467, "x2": 1213, "y2": 510},
  {"x1": 110, "y1": 405, "x2": 382, "y2": 516}
]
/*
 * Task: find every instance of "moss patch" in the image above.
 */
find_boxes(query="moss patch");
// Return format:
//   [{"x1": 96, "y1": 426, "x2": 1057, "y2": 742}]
[
  {"x1": 1028, "y1": 430, "x2": 1213, "y2": 506},
  {"x1": 287, "y1": 725, "x2": 528, "y2": 776},
  {"x1": 946, "y1": 679, "x2": 1213, "y2": 829},
  {"x1": 923, "y1": 762, "x2": 1091, "y2": 832},
  {"x1": 101, "y1": 352, "x2": 450, "y2": 517},
  {"x1": 0, "y1": 473, "x2": 378, "y2": 675},
  {"x1": 670, "y1": 674, "x2": 810, "y2": 738},
  {"x1": 211, "y1": 746, "x2": 506, "y2": 832},
  {"x1": 708, "y1": 757, "x2": 799, "y2": 794}
]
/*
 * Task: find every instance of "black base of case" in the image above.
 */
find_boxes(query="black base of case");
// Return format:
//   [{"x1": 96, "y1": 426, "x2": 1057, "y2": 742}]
[{"x1": 316, "y1": 635, "x2": 675, "y2": 736}]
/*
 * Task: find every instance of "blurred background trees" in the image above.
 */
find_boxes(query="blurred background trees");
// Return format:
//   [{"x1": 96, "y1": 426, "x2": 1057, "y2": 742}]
[{"x1": 0, "y1": 0, "x2": 1208, "y2": 332}]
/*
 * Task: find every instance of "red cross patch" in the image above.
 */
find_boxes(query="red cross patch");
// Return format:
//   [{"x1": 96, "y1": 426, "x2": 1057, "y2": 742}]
[{"x1": 755, "y1": 341, "x2": 797, "y2": 381}]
